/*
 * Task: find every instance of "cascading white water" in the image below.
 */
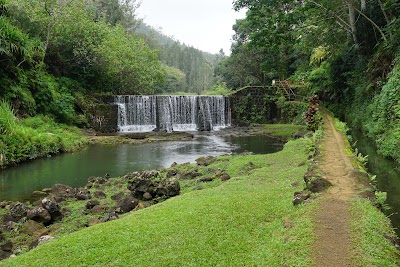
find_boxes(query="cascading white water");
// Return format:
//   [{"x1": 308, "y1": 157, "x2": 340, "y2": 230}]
[
  {"x1": 114, "y1": 95, "x2": 230, "y2": 133},
  {"x1": 115, "y1": 95, "x2": 157, "y2": 132}
]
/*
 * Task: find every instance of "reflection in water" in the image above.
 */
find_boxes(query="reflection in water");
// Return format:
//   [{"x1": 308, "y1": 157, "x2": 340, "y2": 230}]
[
  {"x1": 352, "y1": 130, "x2": 400, "y2": 235},
  {"x1": 0, "y1": 135, "x2": 282, "y2": 201}
]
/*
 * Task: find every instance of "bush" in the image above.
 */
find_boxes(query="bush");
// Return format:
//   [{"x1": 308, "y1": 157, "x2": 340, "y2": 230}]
[{"x1": 0, "y1": 100, "x2": 17, "y2": 134}]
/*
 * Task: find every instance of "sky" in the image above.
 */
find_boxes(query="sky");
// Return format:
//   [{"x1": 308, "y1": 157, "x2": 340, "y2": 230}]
[{"x1": 136, "y1": 0, "x2": 247, "y2": 55}]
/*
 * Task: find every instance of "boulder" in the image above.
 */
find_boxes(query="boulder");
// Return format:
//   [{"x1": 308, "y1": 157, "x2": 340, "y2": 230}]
[
  {"x1": 86, "y1": 200, "x2": 100, "y2": 210},
  {"x1": 156, "y1": 179, "x2": 180, "y2": 197},
  {"x1": 2, "y1": 214, "x2": 19, "y2": 225},
  {"x1": 21, "y1": 220, "x2": 46, "y2": 236},
  {"x1": 41, "y1": 198, "x2": 63, "y2": 221},
  {"x1": 27, "y1": 207, "x2": 52, "y2": 224},
  {"x1": 195, "y1": 156, "x2": 216, "y2": 166},
  {"x1": 0, "y1": 250, "x2": 11, "y2": 260},
  {"x1": 92, "y1": 205, "x2": 108, "y2": 214},
  {"x1": 115, "y1": 195, "x2": 139, "y2": 214},
  {"x1": 10, "y1": 202, "x2": 28, "y2": 220},
  {"x1": 87, "y1": 218, "x2": 101, "y2": 227},
  {"x1": 94, "y1": 191, "x2": 107, "y2": 199},
  {"x1": 0, "y1": 241, "x2": 12, "y2": 252},
  {"x1": 198, "y1": 177, "x2": 214, "y2": 183},
  {"x1": 166, "y1": 169, "x2": 178, "y2": 178},
  {"x1": 111, "y1": 192, "x2": 125, "y2": 201},
  {"x1": 180, "y1": 170, "x2": 202, "y2": 180},
  {"x1": 51, "y1": 184, "x2": 76, "y2": 198},
  {"x1": 76, "y1": 189, "x2": 91, "y2": 200},
  {"x1": 128, "y1": 177, "x2": 156, "y2": 199}
]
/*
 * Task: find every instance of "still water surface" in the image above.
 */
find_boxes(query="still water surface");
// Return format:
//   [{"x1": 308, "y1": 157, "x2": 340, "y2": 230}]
[
  {"x1": 352, "y1": 130, "x2": 400, "y2": 235},
  {"x1": 0, "y1": 135, "x2": 283, "y2": 201}
]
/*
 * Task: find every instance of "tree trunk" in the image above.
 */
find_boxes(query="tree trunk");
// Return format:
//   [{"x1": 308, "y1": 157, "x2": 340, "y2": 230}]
[{"x1": 346, "y1": 1, "x2": 358, "y2": 45}]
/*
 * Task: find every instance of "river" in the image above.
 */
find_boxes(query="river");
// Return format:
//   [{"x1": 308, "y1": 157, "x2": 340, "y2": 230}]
[{"x1": 0, "y1": 134, "x2": 283, "y2": 201}]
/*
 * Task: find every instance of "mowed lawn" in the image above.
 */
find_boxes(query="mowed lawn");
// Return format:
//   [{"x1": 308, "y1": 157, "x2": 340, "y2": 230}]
[{"x1": 1, "y1": 139, "x2": 317, "y2": 267}]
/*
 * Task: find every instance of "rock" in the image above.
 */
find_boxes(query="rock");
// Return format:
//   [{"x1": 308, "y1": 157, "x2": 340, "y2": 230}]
[
  {"x1": 305, "y1": 177, "x2": 332, "y2": 193},
  {"x1": 21, "y1": 220, "x2": 46, "y2": 236},
  {"x1": 214, "y1": 169, "x2": 223, "y2": 177},
  {"x1": 292, "y1": 130, "x2": 309, "y2": 139},
  {"x1": 166, "y1": 169, "x2": 178, "y2": 178},
  {"x1": 2, "y1": 214, "x2": 19, "y2": 224},
  {"x1": 140, "y1": 170, "x2": 159, "y2": 179},
  {"x1": 198, "y1": 177, "x2": 214, "y2": 183},
  {"x1": 51, "y1": 184, "x2": 76, "y2": 199},
  {"x1": 170, "y1": 162, "x2": 178, "y2": 168},
  {"x1": 128, "y1": 177, "x2": 156, "y2": 199},
  {"x1": 156, "y1": 179, "x2": 180, "y2": 197},
  {"x1": 0, "y1": 231, "x2": 4, "y2": 242},
  {"x1": 111, "y1": 192, "x2": 125, "y2": 201},
  {"x1": 76, "y1": 189, "x2": 91, "y2": 200},
  {"x1": 115, "y1": 195, "x2": 139, "y2": 214},
  {"x1": 0, "y1": 250, "x2": 12, "y2": 260},
  {"x1": 92, "y1": 205, "x2": 108, "y2": 214},
  {"x1": 101, "y1": 211, "x2": 119, "y2": 223},
  {"x1": 195, "y1": 156, "x2": 216, "y2": 166},
  {"x1": 0, "y1": 241, "x2": 13, "y2": 252},
  {"x1": 87, "y1": 218, "x2": 101, "y2": 227},
  {"x1": 41, "y1": 198, "x2": 62, "y2": 221},
  {"x1": 220, "y1": 173, "x2": 231, "y2": 181},
  {"x1": 0, "y1": 201, "x2": 11, "y2": 208},
  {"x1": 10, "y1": 202, "x2": 28, "y2": 220},
  {"x1": 38, "y1": 235, "x2": 54, "y2": 245},
  {"x1": 143, "y1": 192, "x2": 153, "y2": 200},
  {"x1": 86, "y1": 200, "x2": 100, "y2": 210},
  {"x1": 292, "y1": 191, "x2": 311, "y2": 205},
  {"x1": 180, "y1": 170, "x2": 202, "y2": 180},
  {"x1": 193, "y1": 186, "x2": 204, "y2": 191},
  {"x1": 31, "y1": 190, "x2": 48, "y2": 198},
  {"x1": 303, "y1": 171, "x2": 317, "y2": 184},
  {"x1": 27, "y1": 207, "x2": 52, "y2": 224}
]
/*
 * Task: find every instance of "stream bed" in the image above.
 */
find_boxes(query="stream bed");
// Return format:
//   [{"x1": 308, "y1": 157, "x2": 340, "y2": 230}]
[{"x1": 0, "y1": 134, "x2": 283, "y2": 201}]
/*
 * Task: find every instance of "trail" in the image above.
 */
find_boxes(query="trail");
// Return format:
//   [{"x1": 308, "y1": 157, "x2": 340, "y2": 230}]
[{"x1": 314, "y1": 114, "x2": 359, "y2": 267}]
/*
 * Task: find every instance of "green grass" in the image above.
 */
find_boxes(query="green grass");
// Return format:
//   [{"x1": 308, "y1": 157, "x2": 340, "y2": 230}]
[
  {"x1": 1, "y1": 139, "x2": 317, "y2": 267},
  {"x1": 350, "y1": 198, "x2": 400, "y2": 266},
  {"x1": 262, "y1": 124, "x2": 306, "y2": 140}
]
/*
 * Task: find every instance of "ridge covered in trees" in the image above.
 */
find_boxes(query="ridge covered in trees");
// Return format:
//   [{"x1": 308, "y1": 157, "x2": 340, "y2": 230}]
[{"x1": 0, "y1": 0, "x2": 223, "y2": 124}]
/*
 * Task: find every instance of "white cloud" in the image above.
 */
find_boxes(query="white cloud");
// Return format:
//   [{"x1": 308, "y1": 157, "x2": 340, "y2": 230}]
[{"x1": 136, "y1": 0, "x2": 246, "y2": 54}]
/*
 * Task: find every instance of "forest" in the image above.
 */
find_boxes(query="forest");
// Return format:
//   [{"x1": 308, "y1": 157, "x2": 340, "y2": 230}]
[
  {"x1": 216, "y1": 0, "x2": 400, "y2": 163},
  {"x1": 1, "y1": 0, "x2": 400, "y2": 164}
]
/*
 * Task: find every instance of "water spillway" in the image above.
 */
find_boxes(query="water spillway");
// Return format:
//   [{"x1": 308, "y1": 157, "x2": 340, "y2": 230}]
[{"x1": 115, "y1": 95, "x2": 231, "y2": 132}]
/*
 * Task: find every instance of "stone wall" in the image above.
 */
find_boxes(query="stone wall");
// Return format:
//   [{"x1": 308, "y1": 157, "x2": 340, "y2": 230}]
[{"x1": 228, "y1": 86, "x2": 278, "y2": 125}]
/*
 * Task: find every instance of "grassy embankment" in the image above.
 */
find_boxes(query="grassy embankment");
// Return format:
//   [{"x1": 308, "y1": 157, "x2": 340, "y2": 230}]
[{"x1": 0, "y1": 102, "x2": 87, "y2": 168}]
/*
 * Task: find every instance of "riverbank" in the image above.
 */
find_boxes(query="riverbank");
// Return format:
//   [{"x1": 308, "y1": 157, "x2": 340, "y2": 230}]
[{"x1": 1, "y1": 119, "x2": 398, "y2": 266}]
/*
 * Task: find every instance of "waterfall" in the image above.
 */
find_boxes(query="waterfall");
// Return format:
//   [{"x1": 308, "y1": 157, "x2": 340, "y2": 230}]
[{"x1": 114, "y1": 95, "x2": 230, "y2": 133}]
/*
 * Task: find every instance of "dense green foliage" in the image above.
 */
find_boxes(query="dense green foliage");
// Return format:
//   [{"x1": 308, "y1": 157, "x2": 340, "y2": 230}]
[
  {"x1": 217, "y1": 0, "x2": 400, "y2": 162},
  {"x1": 0, "y1": 102, "x2": 87, "y2": 168}
]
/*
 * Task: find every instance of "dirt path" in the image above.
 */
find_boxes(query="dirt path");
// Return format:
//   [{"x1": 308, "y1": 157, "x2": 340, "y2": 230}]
[{"x1": 314, "y1": 114, "x2": 359, "y2": 267}]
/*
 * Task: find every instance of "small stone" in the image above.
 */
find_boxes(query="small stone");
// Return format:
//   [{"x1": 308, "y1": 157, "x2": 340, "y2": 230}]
[
  {"x1": 87, "y1": 218, "x2": 101, "y2": 227},
  {"x1": 143, "y1": 192, "x2": 153, "y2": 200},
  {"x1": 86, "y1": 200, "x2": 101, "y2": 210},
  {"x1": 198, "y1": 177, "x2": 214, "y2": 183},
  {"x1": 10, "y1": 202, "x2": 28, "y2": 220},
  {"x1": 220, "y1": 173, "x2": 231, "y2": 181},
  {"x1": 76, "y1": 189, "x2": 91, "y2": 200},
  {"x1": 38, "y1": 235, "x2": 54, "y2": 245},
  {"x1": 292, "y1": 191, "x2": 311, "y2": 205},
  {"x1": 92, "y1": 205, "x2": 108, "y2": 214}
]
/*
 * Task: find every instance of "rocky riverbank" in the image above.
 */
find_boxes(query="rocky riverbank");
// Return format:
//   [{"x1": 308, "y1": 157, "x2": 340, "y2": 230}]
[{"x1": 0, "y1": 155, "x2": 233, "y2": 261}]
